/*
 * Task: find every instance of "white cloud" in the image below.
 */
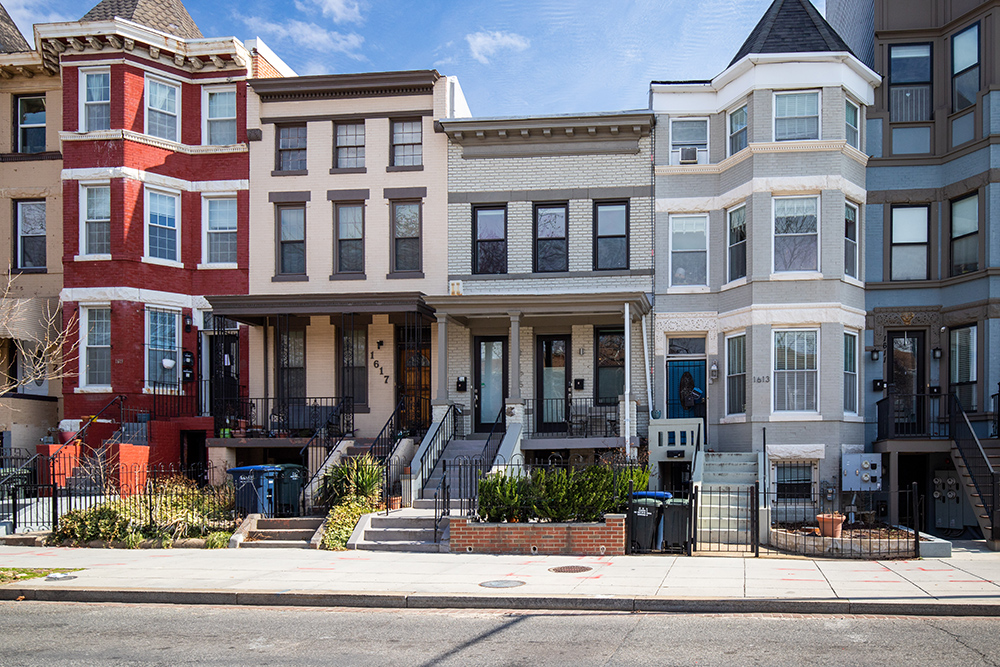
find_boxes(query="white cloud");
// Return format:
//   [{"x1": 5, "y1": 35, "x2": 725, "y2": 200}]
[
  {"x1": 465, "y1": 30, "x2": 530, "y2": 65},
  {"x1": 241, "y1": 16, "x2": 364, "y2": 59},
  {"x1": 3, "y1": 0, "x2": 74, "y2": 47},
  {"x1": 293, "y1": 0, "x2": 365, "y2": 24}
]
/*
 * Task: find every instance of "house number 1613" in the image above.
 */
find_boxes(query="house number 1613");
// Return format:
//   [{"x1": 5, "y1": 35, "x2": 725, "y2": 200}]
[{"x1": 753, "y1": 376, "x2": 771, "y2": 383}]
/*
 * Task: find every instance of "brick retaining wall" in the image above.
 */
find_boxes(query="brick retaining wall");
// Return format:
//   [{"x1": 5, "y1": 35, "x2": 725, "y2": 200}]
[{"x1": 449, "y1": 515, "x2": 626, "y2": 556}]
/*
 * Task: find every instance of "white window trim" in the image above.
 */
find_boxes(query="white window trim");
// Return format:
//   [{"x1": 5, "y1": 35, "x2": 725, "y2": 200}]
[
  {"x1": 669, "y1": 117, "x2": 709, "y2": 165},
  {"x1": 144, "y1": 185, "x2": 182, "y2": 267},
  {"x1": 144, "y1": 73, "x2": 181, "y2": 143},
  {"x1": 78, "y1": 67, "x2": 110, "y2": 133},
  {"x1": 770, "y1": 459, "x2": 820, "y2": 504},
  {"x1": 202, "y1": 84, "x2": 237, "y2": 147},
  {"x1": 15, "y1": 200, "x2": 45, "y2": 270},
  {"x1": 725, "y1": 331, "x2": 747, "y2": 417},
  {"x1": 845, "y1": 98, "x2": 860, "y2": 149},
  {"x1": 77, "y1": 181, "x2": 112, "y2": 260},
  {"x1": 771, "y1": 195, "x2": 821, "y2": 275},
  {"x1": 17, "y1": 94, "x2": 46, "y2": 153},
  {"x1": 773, "y1": 90, "x2": 821, "y2": 142},
  {"x1": 144, "y1": 306, "x2": 181, "y2": 390},
  {"x1": 199, "y1": 192, "x2": 238, "y2": 268},
  {"x1": 845, "y1": 200, "x2": 859, "y2": 280},
  {"x1": 728, "y1": 104, "x2": 748, "y2": 157},
  {"x1": 78, "y1": 304, "x2": 112, "y2": 392},
  {"x1": 668, "y1": 213, "x2": 709, "y2": 290},
  {"x1": 844, "y1": 330, "x2": 859, "y2": 416},
  {"x1": 771, "y1": 328, "x2": 820, "y2": 415},
  {"x1": 726, "y1": 203, "x2": 747, "y2": 286}
]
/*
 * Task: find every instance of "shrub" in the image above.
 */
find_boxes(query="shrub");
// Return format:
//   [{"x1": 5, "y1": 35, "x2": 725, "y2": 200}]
[
  {"x1": 317, "y1": 454, "x2": 383, "y2": 506},
  {"x1": 320, "y1": 496, "x2": 380, "y2": 550}
]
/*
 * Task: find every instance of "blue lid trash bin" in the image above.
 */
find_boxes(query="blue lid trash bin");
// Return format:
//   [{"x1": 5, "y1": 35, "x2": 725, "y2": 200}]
[
  {"x1": 227, "y1": 465, "x2": 282, "y2": 517},
  {"x1": 629, "y1": 495, "x2": 663, "y2": 553}
]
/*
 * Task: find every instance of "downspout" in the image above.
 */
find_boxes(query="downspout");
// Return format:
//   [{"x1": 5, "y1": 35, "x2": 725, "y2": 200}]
[
  {"x1": 642, "y1": 313, "x2": 652, "y2": 420},
  {"x1": 624, "y1": 301, "x2": 632, "y2": 458}
]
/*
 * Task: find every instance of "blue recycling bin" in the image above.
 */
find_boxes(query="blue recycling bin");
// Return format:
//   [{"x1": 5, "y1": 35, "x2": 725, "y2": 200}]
[{"x1": 227, "y1": 465, "x2": 282, "y2": 517}]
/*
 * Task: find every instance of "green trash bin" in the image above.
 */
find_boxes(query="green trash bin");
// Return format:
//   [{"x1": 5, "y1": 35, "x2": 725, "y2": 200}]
[
  {"x1": 273, "y1": 464, "x2": 307, "y2": 517},
  {"x1": 629, "y1": 497, "x2": 662, "y2": 553},
  {"x1": 662, "y1": 498, "x2": 691, "y2": 553}
]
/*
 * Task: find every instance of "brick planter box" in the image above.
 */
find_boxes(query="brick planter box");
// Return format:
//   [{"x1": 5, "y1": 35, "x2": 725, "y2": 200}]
[{"x1": 449, "y1": 515, "x2": 625, "y2": 556}]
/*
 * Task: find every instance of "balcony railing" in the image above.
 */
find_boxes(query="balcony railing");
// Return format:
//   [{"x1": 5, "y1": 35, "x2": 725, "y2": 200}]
[
  {"x1": 213, "y1": 396, "x2": 348, "y2": 438},
  {"x1": 875, "y1": 393, "x2": 949, "y2": 441},
  {"x1": 150, "y1": 380, "x2": 210, "y2": 419},
  {"x1": 523, "y1": 398, "x2": 619, "y2": 439}
]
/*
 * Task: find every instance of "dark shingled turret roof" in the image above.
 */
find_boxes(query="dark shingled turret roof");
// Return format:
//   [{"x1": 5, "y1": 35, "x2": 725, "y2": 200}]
[
  {"x1": 0, "y1": 3, "x2": 30, "y2": 53},
  {"x1": 81, "y1": 0, "x2": 203, "y2": 39},
  {"x1": 729, "y1": 0, "x2": 854, "y2": 67}
]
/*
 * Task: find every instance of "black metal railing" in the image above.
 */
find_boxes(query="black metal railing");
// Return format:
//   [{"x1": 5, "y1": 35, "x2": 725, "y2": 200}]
[
  {"x1": 370, "y1": 398, "x2": 406, "y2": 461},
  {"x1": 214, "y1": 396, "x2": 348, "y2": 438},
  {"x1": 418, "y1": 404, "x2": 459, "y2": 490},
  {"x1": 690, "y1": 484, "x2": 759, "y2": 556},
  {"x1": 950, "y1": 394, "x2": 999, "y2": 539},
  {"x1": 480, "y1": 407, "x2": 506, "y2": 469},
  {"x1": 523, "y1": 397, "x2": 619, "y2": 439},
  {"x1": 876, "y1": 393, "x2": 949, "y2": 440},
  {"x1": 298, "y1": 396, "x2": 354, "y2": 508},
  {"x1": 991, "y1": 388, "x2": 999, "y2": 438},
  {"x1": 433, "y1": 460, "x2": 450, "y2": 543},
  {"x1": 151, "y1": 380, "x2": 210, "y2": 419}
]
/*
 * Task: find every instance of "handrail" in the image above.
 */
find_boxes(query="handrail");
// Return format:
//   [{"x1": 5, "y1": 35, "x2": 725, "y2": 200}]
[
  {"x1": 299, "y1": 396, "x2": 353, "y2": 491},
  {"x1": 0, "y1": 453, "x2": 41, "y2": 487},
  {"x1": 52, "y1": 394, "x2": 127, "y2": 458},
  {"x1": 480, "y1": 408, "x2": 505, "y2": 468},
  {"x1": 417, "y1": 404, "x2": 457, "y2": 491},
  {"x1": 949, "y1": 393, "x2": 997, "y2": 536},
  {"x1": 370, "y1": 398, "x2": 406, "y2": 461}
]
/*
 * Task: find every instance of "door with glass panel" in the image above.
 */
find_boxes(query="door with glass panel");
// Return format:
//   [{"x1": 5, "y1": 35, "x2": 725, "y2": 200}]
[
  {"x1": 474, "y1": 337, "x2": 507, "y2": 433},
  {"x1": 536, "y1": 336, "x2": 570, "y2": 434},
  {"x1": 887, "y1": 331, "x2": 925, "y2": 435}
]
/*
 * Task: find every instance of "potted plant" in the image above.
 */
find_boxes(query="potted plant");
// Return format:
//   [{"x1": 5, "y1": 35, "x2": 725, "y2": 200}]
[{"x1": 816, "y1": 512, "x2": 846, "y2": 538}]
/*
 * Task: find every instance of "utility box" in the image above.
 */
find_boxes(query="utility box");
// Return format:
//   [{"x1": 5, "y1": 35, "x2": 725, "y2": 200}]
[
  {"x1": 842, "y1": 453, "x2": 882, "y2": 491},
  {"x1": 932, "y1": 469, "x2": 964, "y2": 530}
]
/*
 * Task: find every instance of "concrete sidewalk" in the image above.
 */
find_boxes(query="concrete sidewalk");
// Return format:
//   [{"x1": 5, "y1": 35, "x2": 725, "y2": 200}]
[{"x1": 2, "y1": 542, "x2": 999, "y2": 616}]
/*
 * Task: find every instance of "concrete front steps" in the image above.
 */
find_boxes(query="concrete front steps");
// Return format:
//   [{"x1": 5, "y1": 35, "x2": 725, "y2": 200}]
[
  {"x1": 242, "y1": 517, "x2": 324, "y2": 549},
  {"x1": 697, "y1": 452, "x2": 758, "y2": 546},
  {"x1": 421, "y1": 436, "x2": 491, "y2": 500},
  {"x1": 348, "y1": 508, "x2": 444, "y2": 553},
  {"x1": 951, "y1": 440, "x2": 1000, "y2": 549}
]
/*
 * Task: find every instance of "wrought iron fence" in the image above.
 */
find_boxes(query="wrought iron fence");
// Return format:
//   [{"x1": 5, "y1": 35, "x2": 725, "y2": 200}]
[
  {"x1": 522, "y1": 398, "x2": 620, "y2": 439},
  {"x1": 214, "y1": 396, "x2": 348, "y2": 438},
  {"x1": 418, "y1": 404, "x2": 460, "y2": 491},
  {"x1": 151, "y1": 380, "x2": 210, "y2": 419},
  {"x1": 876, "y1": 393, "x2": 949, "y2": 440},
  {"x1": 691, "y1": 484, "x2": 759, "y2": 556}
]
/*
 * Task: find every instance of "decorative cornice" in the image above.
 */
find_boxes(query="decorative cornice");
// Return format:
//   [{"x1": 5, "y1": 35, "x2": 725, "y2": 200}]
[
  {"x1": 655, "y1": 140, "x2": 868, "y2": 176},
  {"x1": 59, "y1": 129, "x2": 248, "y2": 155},
  {"x1": 250, "y1": 70, "x2": 439, "y2": 102},
  {"x1": 440, "y1": 112, "x2": 654, "y2": 148}
]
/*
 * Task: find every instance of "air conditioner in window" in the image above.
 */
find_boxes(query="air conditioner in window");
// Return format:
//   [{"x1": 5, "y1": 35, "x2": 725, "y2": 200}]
[{"x1": 679, "y1": 146, "x2": 699, "y2": 164}]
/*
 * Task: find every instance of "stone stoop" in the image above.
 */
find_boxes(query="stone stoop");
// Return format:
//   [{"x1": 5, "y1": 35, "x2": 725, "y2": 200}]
[
  {"x1": 951, "y1": 441, "x2": 1000, "y2": 550},
  {"x1": 421, "y1": 437, "x2": 490, "y2": 500},
  {"x1": 241, "y1": 517, "x2": 325, "y2": 549},
  {"x1": 698, "y1": 452, "x2": 758, "y2": 545},
  {"x1": 348, "y1": 508, "x2": 445, "y2": 553}
]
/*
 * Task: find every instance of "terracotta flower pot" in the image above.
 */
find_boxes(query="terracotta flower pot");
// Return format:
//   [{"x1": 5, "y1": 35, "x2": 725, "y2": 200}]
[
  {"x1": 388, "y1": 496, "x2": 402, "y2": 510},
  {"x1": 816, "y1": 513, "x2": 846, "y2": 538}
]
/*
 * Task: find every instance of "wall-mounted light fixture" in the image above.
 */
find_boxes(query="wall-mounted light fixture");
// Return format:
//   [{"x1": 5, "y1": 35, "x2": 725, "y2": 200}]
[
  {"x1": 932, "y1": 347, "x2": 942, "y2": 359},
  {"x1": 184, "y1": 315, "x2": 192, "y2": 332},
  {"x1": 376, "y1": 340, "x2": 384, "y2": 349},
  {"x1": 870, "y1": 349, "x2": 880, "y2": 361},
  {"x1": 710, "y1": 361, "x2": 719, "y2": 381}
]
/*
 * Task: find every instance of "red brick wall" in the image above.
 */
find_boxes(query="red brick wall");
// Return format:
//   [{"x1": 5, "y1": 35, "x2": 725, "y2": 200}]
[
  {"x1": 449, "y1": 516, "x2": 626, "y2": 556},
  {"x1": 108, "y1": 442, "x2": 150, "y2": 494},
  {"x1": 252, "y1": 53, "x2": 284, "y2": 79}
]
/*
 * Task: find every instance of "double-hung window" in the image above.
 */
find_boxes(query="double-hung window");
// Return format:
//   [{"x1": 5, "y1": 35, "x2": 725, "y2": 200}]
[
  {"x1": 17, "y1": 95, "x2": 45, "y2": 153},
  {"x1": 83, "y1": 185, "x2": 111, "y2": 255},
  {"x1": 774, "y1": 92, "x2": 819, "y2": 141},
  {"x1": 951, "y1": 194, "x2": 978, "y2": 276},
  {"x1": 950, "y1": 325, "x2": 977, "y2": 411},
  {"x1": 277, "y1": 204, "x2": 306, "y2": 275},
  {"x1": 147, "y1": 308, "x2": 178, "y2": 387},
  {"x1": 845, "y1": 99, "x2": 860, "y2": 149},
  {"x1": 205, "y1": 87, "x2": 236, "y2": 145},
  {"x1": 890, "y1": 44, "x2": 932, "y2": 122},
  {"x1": 534, "y1": 204, "x2": 568, "y2": 273},
  {"x1": 84, "y1": 307, "x2": 111, "y2": 387},
  {"x1": 15, "y1": 201, "x2": 45, "y2": 270},
  {"x1": 596, "y1": 329, "x2": 625, "y2": 405},
  {"x1": 205, "y1": 197, "x2": 237, "y2": 265},
  {"x1": 336, "y1": 123, "x2": 365, "y2": 169},
  {"x1": 729, "y1": 105, "x2": 747, "y2": 155},
  {"x1": 146, "y1": 190, "x2": 179, "y2": 262},
  {"x1": 335, "y1": 203, "x2": 364, "y2": 274},
  {"x1": 391, "y1": 201, "x2": 421, "y2": 273},
  {"x1": 670, "y1": 214, "x2": 707, "y2": 286},
  {"x1": 391, "y1": 120, "x2": 421, "y2": 167},
  {"x1": 343, "y1": 326, "x2": 367, "y2": 406},
  {"x1": 594, "y1": 201, "x2": 627, "y2": 270},
  {"x1": 82, "y1": 70, "x2": 110, "y2": 131},
  {"x1": 773, "y1": 197, "x2": 818, "y2": 272},
  {"x1": 845, "y1": 202, "x2": 858, "y2": 279},
  {"x1": 844, "y1": 332, "x2": 858, "y2": 414},
  {"x1": 726, "y1": 334, "x2": 746, "y2": 415},
  {"x1": 728, "y1": 204, "x2": 746, "y2": 282},
  {"x1": 145, "y1": 77, "x2": 179, "y2": 142},
  {"x1": 277, "y1": 125, "x2": 307, "y2": 171},
  {"x1": 473, "y1": 206, "x2": 506, "y2": 274},
  {"x1": 670, "y1": 118, "x2": 708, "y2": 164},
  {"x1": 774, "y1": 330, "x2": 818, "y2": 412},
  {"x1": 890, "y1": 206, "x2": 929, "y2": 281},
  {"x1": 952, "y1": 23, "x2": 979, "y2": 112}
]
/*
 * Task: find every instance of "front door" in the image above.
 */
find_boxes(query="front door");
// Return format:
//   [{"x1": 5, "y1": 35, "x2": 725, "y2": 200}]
[
  {"x1": 888, "y1": 330, "x2": 926, "y2": 435},
  {"x1": 396, "y1": 328, "x2": 432, "y2": 433},
  {"x1": 536, "y1": 335, "x2": 570, "y2": 434},
  {"x1": 474, "y1": 336, "x2": 507, "y2": 432}
]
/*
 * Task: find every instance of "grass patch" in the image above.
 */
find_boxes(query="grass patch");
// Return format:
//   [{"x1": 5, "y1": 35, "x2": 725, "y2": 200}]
[
  {"x1": 0, "y1": 568, "x2": 79, "y2": 585},
  {"x1": 320, "y1": 496, "x2": 380, "y2": 551}
]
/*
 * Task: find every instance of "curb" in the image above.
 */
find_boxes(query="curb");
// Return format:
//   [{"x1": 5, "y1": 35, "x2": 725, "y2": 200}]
[{"x1": 2, "y1": 586, "x2": 999, "y2": 617}]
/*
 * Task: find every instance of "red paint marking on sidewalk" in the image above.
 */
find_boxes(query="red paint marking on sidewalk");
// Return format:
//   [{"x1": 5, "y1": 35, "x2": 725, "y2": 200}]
[
  {"x1": 858, "y1": 580, "x2": 906, "y2": 583},
  {"x1": 296, "y1": 567, "x2": 341, "y2": 571},
  {"x1": 916, "y1": 568, "x2": 953, "y2": 572},
  {"x1": 780, "y1": 578, "x2": 826, "y2": 582}
]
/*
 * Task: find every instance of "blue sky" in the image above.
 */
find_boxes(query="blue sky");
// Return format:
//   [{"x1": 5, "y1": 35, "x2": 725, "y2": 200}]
[{"x1": 10, "y1": 0, "x2": 825, "y2": 117}]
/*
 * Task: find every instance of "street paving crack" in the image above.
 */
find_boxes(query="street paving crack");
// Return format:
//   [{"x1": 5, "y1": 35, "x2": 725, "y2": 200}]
[
  {"x1": 601, "y1": 612, "x2": 643, "y2": 666},
  {"x1": 923, "y1": 618, "x2": 999, "y2": 666}
]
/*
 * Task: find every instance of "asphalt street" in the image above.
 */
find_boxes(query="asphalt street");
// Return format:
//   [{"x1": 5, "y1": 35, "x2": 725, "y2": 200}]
[{"x1": 3, "y1": 602, "x2": 1000, "y2": 666}]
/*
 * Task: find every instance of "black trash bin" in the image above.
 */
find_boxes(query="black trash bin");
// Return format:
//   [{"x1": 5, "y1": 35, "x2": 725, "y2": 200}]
[
  {"x1": 227, "y1": 465, "x2": 282, "y2": 517},
  {"x1": 629, "y1": 496, "x2": 662, "y2": 553},
  {"x1": 273, "y1": 464, "x2": 307, "y2": 517},
  {"x1": 662, "y1": 498, "x2": 691, "y2": 553}
]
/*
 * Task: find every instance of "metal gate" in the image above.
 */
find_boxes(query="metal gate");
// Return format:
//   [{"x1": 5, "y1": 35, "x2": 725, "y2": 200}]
[{"x1": 691, "y1": 484, "x2": 760, "y2": 555}]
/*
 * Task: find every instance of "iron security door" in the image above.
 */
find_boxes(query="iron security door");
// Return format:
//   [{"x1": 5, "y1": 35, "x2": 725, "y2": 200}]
[
  {"x1": 474, "y1": 336, "x2": 508, "y2": 432},
  {"x1": 888, "y1": 330, "x2": 926, "y2": 436},
  {"x1": 536, "y1": 335, "x2": 571, "y2": 434},
  {"x1": 667, "y1": 360, "x2": 706, "y2": 419}
]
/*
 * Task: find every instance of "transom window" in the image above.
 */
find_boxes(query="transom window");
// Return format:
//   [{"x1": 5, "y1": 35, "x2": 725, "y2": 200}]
[
  {"x1": 17, "y1": 95, "x2": 45, "y2": 153},
  {"x1": 277, "y1": 125, "x2": 307, "y2": 171},
  {"x1": 336, "y1": 123, "x2": 365, "y2": 169},
  {"x1": 146, "y1": 190, "x2": 178, "y2": 262},
  {"x1": 391, "y1": 120, "x2": 422, "y2": 167},
  {"x1": 15, "y1": 201, "x2": 45, "y2": 270},
  {"x1": 773, "y1": 197, "x2": 818, "y2": 272},
  {"x1": 473, "y1": 206, "x2": 506, "y2": 275},
  {"x1": 774, "y1": 92, "x2": 819, "y2": 141},
  {"x1": 594, "y1": 201, "x2": 627, "y2": 270},
  {"x1": 951, "y1": 194, "x2": 978, "y2": 276},
  {"x1": 205, "y1": 197, "x2": 237, "y2": 264},
  {"x1": 335, "y1": 203, "x2": 364, "y2": 274},
  {"x1": 729, "y1": 105, "x2": 747, "y2": 155},
  {"x1": 726, "y1": 334, "x2": 746, "y2": 415},
  {"x1": 277, "y1": 204, "x2": 305, "y2": 275},
  {"x1": 889, "y1": 44, "x2": 931, "y2": 122},
  {"x1": 670, "y1": 214, "x2": 707, "y2": 286},
  {"x1": 670, "y1": 118, "x2": 708, "y2": 164},
  {"x1": 845, "y1": 202, "x2": 858, "y2": 279},
  {"x1": 890, "y1": 206, "x2": 929, "y2": 281},
  {"x1": 534, "y1": 204, "x2": 568, "y2": 273},
  {"x1": 146, "y1": 78, "x2": 179, "y2": 142},
  {"x1": 205, "y1": 88, "x2": 236, "y2": 145},
  {"x1": 84, "y1": 307, "x2": 111, "y2": 387},
  {"x1": 728, "y1": 205, "x2": 746, "y2": 282},
  {"x1": 952, "y1": 23, "x2": 979, "y2": 112},
  {"x1": 84, "y1": 186, "x2": 111, "y2": 255},
  {"x1": 392, "y1": 201, "x2": 421, "y2": 273},
  {"x1": 774, "y1": 330, "x2": 818, "y2": 412},
  {"x1": 83, "y1": 70, "x2": 110, "y2": 132},
  {"x1": 845, "y1": 99, "x2": 859, "y2": 149}
]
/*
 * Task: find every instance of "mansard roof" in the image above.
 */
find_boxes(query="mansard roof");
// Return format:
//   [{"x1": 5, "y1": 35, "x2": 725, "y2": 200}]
[
  {"x1": 0, "y1": 3, "x2": 30, "y2": 53},
  {"x1": 81, "y1": 0, "x2": 203, "y2": 39},
  {"x1": 729, "y1": 0, "x2": 854, "y2": 67}
]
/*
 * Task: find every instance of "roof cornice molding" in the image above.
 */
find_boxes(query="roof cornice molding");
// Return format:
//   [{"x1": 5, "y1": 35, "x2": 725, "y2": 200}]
[
  {"x1": 249, "y1": 70, "x2": 439, "y2": 102},
  {"x1": 439, "y1": 112, "x2": 653, "y2": 146},
  {"x1": 0, "y1": 52, "x2": 49, "y2": 77}
]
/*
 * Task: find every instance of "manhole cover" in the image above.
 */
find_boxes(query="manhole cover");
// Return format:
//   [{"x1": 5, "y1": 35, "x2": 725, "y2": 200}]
[
  {"x1": 549, "y1": 566, "x2": 592, "y2": 574},
  {"x1": 479, "y1": 580, "x2": 526, "y2": 589}
]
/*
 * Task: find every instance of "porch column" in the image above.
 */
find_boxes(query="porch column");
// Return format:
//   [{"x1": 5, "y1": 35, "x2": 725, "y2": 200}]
[
  {"x1": 508, "y1": 311, "x2": 521, "y2": 401},
  {"x1": 435, "y1": 315, "x2": 449, "y2": 403},
  {"x1": 624, "y1": 302, "x2": 633, "y2": 457}
]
